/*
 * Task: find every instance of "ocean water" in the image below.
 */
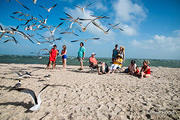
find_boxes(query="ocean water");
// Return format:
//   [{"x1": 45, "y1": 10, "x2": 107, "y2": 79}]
[{"x1": 0, "y1": 55, "x2": 180, "y2": 68}]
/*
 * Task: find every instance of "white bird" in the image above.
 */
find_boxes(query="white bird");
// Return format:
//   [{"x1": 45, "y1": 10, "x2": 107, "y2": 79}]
[
  {"x1": 40, "y1": 4, "x2": 57, "y2": 12},
  {"x1": 9, "y1": 80, "x2": 21, "y2": 91},
  {"x1": 33, "y1": 0, "x2": 37, "y2": 4},
  {"x1": 15, "y1": 84, "x2": 49, "y2": 111},
  {"x1": 75, "y1": 2, "x2": 95, "y2": 13},
  {"x1": 108, "y1": 23, "x2": 124, "y2": 31}
]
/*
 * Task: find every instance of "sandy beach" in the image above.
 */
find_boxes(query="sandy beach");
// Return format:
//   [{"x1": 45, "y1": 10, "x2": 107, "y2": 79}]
[{"x1": 0, "y1": 63, "x2": 179, "y2": 120}]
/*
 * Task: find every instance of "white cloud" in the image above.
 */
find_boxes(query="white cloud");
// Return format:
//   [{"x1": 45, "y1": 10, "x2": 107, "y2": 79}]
[
  {"x1": 173, "y1": 30, "x2": 180, "y2": 36},
  {"x1": 113, "y1": 0, "x2": 146, "y2": 22},
  {"x1": 131, "y1": 32, "x2": 180, "y2": 51},
  {"x1": 94, "y1": 2, "x2": 107, "y2": 11},
  {"x1": 112, "y1": 0, "x2": 146, "y2": 36},
  {"x1": 122, "y1": 24, "x2": 137, "y2": 36}
]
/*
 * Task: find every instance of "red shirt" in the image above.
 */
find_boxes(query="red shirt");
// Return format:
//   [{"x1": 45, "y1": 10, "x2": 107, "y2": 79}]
[{"x1": 89, "y1": 57, "x2": 98, "y2": 65}]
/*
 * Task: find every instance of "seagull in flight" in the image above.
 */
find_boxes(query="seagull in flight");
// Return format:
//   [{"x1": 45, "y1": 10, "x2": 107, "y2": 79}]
[
  {"x1": 71, "y1": 38, "x2": 100, "y2": 42},
  {"x1": 108, "y1": 23, "x2": 124, "y2": 31},
  {"x1": 75, "y1": 2, "x2": 95, "y2": 13},
  {"x1": 10, "y1": 26, "x2": 34, "y2": 43},
  {"x1": 33, "y1": 0, "x2": 37, "y2": 4},
  {"x1": 14, "y1": 84, "x2": 49, "y2": 111},
  {"x1": 92, "y1": 21, "x2": 110, "y2": 34},
  {"x1": 40, "y1": 4, "x2": 57, "y2": 12}
]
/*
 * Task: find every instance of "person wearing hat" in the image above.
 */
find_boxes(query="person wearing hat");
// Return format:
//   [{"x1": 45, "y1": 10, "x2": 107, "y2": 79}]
[
  {"x1": 108, "y1": 54, "x2": 123, "y2": 73},
  {"x1": 89, "y1": 52, "x2": 108, "y2": 75}
]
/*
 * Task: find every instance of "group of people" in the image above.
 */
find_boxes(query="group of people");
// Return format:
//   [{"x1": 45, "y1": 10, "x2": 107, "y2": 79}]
[
  {"x1": 46, "y1": 44, "x2": 67, "y2": 69},
  {"x1": 46, "y1": 43, "x2": 151, "y2": 78}
]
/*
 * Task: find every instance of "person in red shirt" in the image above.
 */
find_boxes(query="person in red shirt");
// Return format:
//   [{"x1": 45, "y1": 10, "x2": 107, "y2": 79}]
[
  {"x1": 47, "y1": 45, "x2": 59, "y2": 69},
  {"x1": 89, "y1": 53, "x2": 108, "y2": 75},
  {"x1": 140, "y1": 60, "x2": 151, "y2": 78}
]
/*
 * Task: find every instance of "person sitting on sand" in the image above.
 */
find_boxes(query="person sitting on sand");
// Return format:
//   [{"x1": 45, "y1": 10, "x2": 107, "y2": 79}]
[
  {"x1": 112, "y1": 44, "x2": 119, "y2": 62},
  {"x1": 125, "y1": 60, "x2": 137, "y2": 75},
  {"x1": 140, "y1": 60, "x2": 151, "y2": 78},
  {"x1": 60, "y1": 45, "x2": 67, "y2": 69},
  {"x1": 47, "y1": 45, "x2": 59, "y2": 69},
  {"x1": 89, "y1": 53, "x2": 108, "y2": 75},
  {"x1": 109, "y1": 54, "x2": 123, "y2": 73},
  {"x1": 135, "y1": 66, "x2": 140, "y2": 75},
  {"x1": 77, "y1": 42, "x2": 85, "y2": 70}
]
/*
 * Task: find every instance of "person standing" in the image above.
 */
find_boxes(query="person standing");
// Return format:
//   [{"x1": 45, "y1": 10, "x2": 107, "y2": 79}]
[
  {"x1": 47, "y1": 45, "x2": 59, "y2": 69},
  {"x1": 60, "y1": 45, "x2": 67, "y2": 69},
  {"x1": 112, "y1": 44, "x2": 119, "y2": 62},
  {"x1": 77, "y1": 42, "x2": 85, "y2": 70},
  {"x1": 119, "y1": 46, "x2": 125, "y2": 61}
]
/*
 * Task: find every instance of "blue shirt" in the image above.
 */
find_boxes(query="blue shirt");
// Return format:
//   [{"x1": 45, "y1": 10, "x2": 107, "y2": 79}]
[
  {"x1": 112, "y1": 49, "x2": 118, "y2": 58},
  {"x1": 78, "y1": 46, "x2": 85, "y2": 58}
]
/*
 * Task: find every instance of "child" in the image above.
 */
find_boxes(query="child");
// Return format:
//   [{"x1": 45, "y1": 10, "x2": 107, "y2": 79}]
[
  {"x1": 140, "y1": 60, "x2": 151, "y2": 78},
  {"x1": 109, "y1": 54, "x2": 123, "y2": 73},
  {"x1": 127, "y1": 60, "x2": 137, "y2": 74},
  {"x1": 135, "y1": 66, "x2": 140, "y2": 75},
  {"x1": 60, "y1": 45, "x2": 67, "y2": 69},
  {"x1": 47, "y1": 45, "x2": 59, "y2": 69}
]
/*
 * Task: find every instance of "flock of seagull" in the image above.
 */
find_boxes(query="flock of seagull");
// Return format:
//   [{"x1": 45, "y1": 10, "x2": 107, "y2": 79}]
[
  {"x1": 1, "y1": 0, "x2": 124, "y2": 46},
  {"x1": 1, "y1": 0, "x2": 124, "y2": 111}
]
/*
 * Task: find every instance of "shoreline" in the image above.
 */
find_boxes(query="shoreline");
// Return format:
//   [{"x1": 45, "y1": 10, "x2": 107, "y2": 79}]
[
  {"x1": 0, "y1": 63, "x2": 180, "y2": 69},
  {"x1": 0, "y1": 63, "x2": 179, "y2": 119}
]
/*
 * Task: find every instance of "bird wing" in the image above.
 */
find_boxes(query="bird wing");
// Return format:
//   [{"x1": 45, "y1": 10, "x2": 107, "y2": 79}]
[
  {"x1": 39, "y1": 5, "x2": 48, "y2": 11},
  {"x1": 64, "y1": 12, "x2": 73, "y2": 19},
  {"x1": 0, "y1": 25, "x2": 3, "y2": 31},
  {"x1": 60, "y1": 32, "x2": 67, "y2": 34},
  {"x1": 39, "y1": 84, "x2": 49, "y2": 94},
  {"x1": 36, "y1": 84, "x2": 49, "y2": 105},
  {"x1": 10, "y1": 16, "x2": 26, "y2": 21},
  {"x1": 3, "y1": 38, "x2": 18, "y2": 44},
  {"x1": 29, "y1": 104, "x2": 40, "y2": 111},
  {"x1": 15, "y1": 0, "x2": 30, "y2": 10},
  {"x1": 92, "y1": 21, "x2": 107, "y2": 33},
  {"x1": 72, "y1": 32, "x2": 79, "y2": 36},
  {"x1": 16, "y1": 30, "x2": 34, "y2": 43},
  {"x1": 52, "y1": 22, "x2": 64, "y2": 33},
  {"x1": 118, "y1": 27, "x2": 124, "y2": 31},
  {"x1": 15, "y1": 88, "x2": 38, "y2": 104},
  {"x1": 0, "y1": 32, "x2": 6, "y2": 39},
  {"x1": 51, "y1": 3, "x2": 57, "y2": 9},
  {"x1": 71, "y1": 40, "x2": 79, "y2": 42}
]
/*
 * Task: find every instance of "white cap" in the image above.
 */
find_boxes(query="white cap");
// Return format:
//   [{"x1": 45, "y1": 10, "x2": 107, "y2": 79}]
[{"x1": 91, "y1": 52, "x2": 96, "y2": 55}]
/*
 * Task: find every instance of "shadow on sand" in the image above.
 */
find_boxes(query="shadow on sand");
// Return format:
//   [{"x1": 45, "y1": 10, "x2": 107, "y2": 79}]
[
  {"x1": 68, "y1": 69, "x2": 97, "y2": 74},
  {"x1": 0, "y1": 101, "x2": 34, "y2": 113}
]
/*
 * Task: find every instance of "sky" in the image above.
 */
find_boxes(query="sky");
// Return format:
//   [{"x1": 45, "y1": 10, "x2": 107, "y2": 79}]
[{"x1": 0, "y1": 0, "x2": 180, "y2": 59}]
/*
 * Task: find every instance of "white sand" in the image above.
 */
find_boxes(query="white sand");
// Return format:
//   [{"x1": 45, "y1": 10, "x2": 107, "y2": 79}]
[{"x1": 0, "y1": 63, "x2": 179, "y2": 120}]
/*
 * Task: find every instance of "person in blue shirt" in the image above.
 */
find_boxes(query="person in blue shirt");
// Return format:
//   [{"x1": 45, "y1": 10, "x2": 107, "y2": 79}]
[
  {"x1": 77, "y1": 42, "x2": 85, "y2": 70},
  {"x1": 112, "y1": 44, "x2": 119, "y2": 62}
]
